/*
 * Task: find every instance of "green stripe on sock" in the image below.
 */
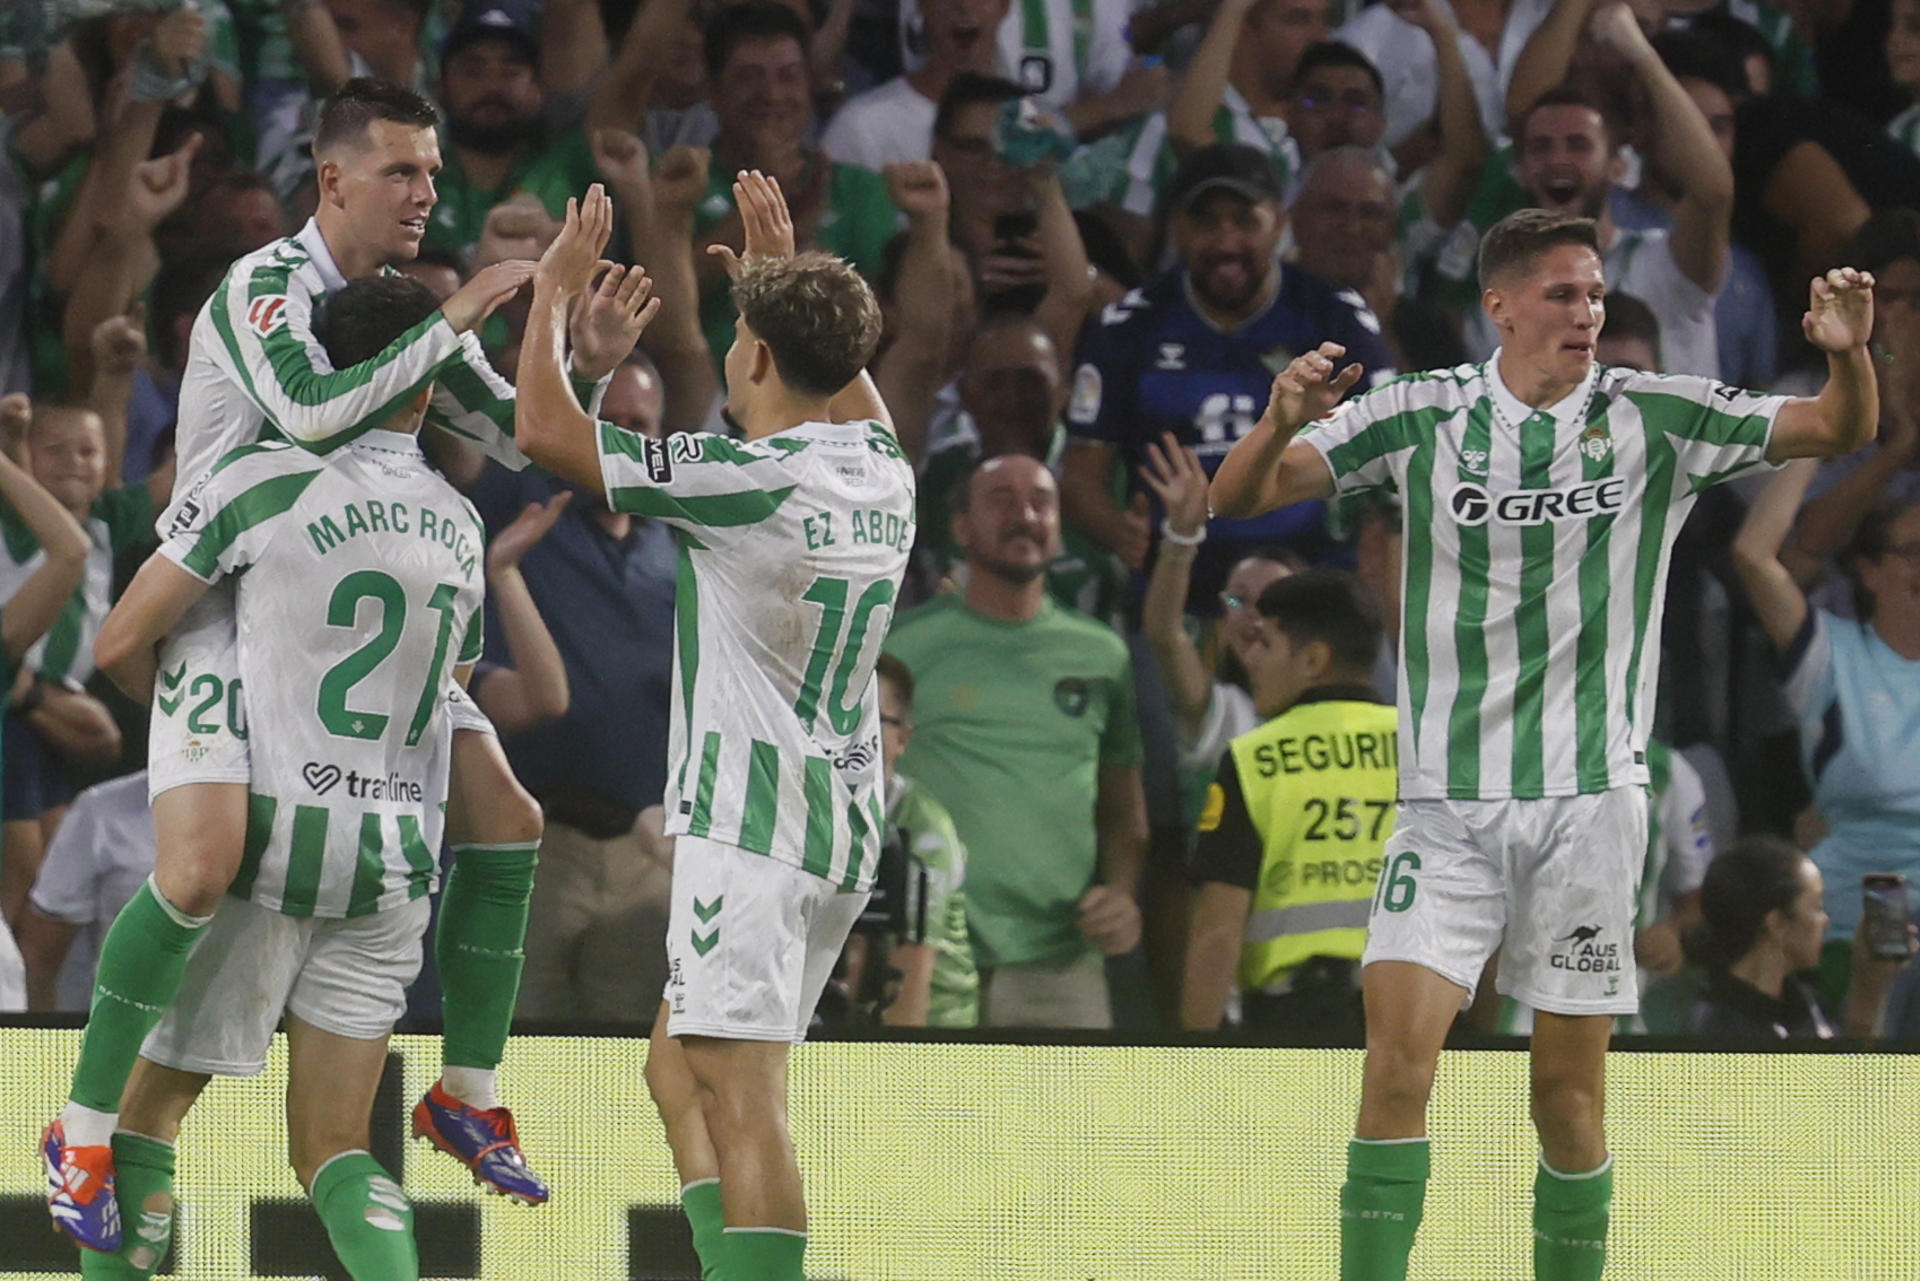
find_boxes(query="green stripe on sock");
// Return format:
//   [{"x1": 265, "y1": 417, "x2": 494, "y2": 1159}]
[
  {"x1": 1534, "y1": 1156, "x2": 1612, "y2": 1281},
  {"x1": 1340, "y1": 1138, "x2": 1429, "y2": 1281},
  {"x1": 310, "y1": 1152, "x2": 418, "y2": 1281},
  {"x1": 68, "y1": 886, "x2": 207, "y2": 1113},
  {"x1": 682, "y1": 1181, "x2": 725, "y2": 1281},
  {"x1": 724, "y1": 1227, "x2": 806, "y2": 1281},
  {"x1": 436, "y1": 842, "x2": 538, "y2": 1071}
]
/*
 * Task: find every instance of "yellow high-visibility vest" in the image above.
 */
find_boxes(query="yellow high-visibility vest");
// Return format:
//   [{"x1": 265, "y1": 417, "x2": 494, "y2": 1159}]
[{"x1": 1199, "y1": 691, "x2": 1398, "y2": 993}]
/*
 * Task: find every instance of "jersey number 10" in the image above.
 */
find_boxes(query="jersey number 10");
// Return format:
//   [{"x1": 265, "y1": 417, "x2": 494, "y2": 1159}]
[{"x1": 794, "y1": 575, "x2": 896, "y2": 736}]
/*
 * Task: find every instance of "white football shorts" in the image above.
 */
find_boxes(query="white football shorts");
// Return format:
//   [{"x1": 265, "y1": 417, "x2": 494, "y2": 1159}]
[{"x1": 1361, "y1": 788, "x2": 1646, "y2": 1017}]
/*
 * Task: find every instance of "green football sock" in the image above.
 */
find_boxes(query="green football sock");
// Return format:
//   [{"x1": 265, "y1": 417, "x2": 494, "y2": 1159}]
[
  {"x1": 1340, "y1": 1137, "x2": 1430, "y2": 1281},
  {"x1": 724, "y1": 1227, "x2": 806, "y2": 1281},
  {"x1": 1534, "y1": 1155, "x2": 1612, "y2": 1281},
  {"x1": 80, "y1": 1133, "x2": 175, "y2": 1281},
  {"x1": 310, "y1": 1151, "x2": 418, "y2": 1281},
  {"x1": 683, "y1": 1179, "x2": 727, "y2": 1281},
  {"x1": 435, "y1": 843, "x2": 538, "y2": 1072},
  {"x1": 68, "y1": 880, "x2": 210, "y2": 1115}
]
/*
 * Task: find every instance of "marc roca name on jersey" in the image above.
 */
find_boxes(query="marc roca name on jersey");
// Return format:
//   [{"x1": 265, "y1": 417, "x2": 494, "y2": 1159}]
[{"x1": 1448, "y1": 476, "x2": 1627, "y2": 527}]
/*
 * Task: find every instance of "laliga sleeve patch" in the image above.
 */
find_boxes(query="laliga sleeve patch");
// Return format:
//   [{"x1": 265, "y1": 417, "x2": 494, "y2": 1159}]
[{"x1": 246, "y1": 295, "x2": 288, "y2": 336}]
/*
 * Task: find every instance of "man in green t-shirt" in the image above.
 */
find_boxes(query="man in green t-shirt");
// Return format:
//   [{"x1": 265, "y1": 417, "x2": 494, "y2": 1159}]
[
  {"x1": 885, "y1": 455, "x2": 1147, "y2": 1028},
  {"x1": 683, "y1": 3, "x2": 899, "y2": 364},
  {"x1": 423, "y1": 0, "x2": 601, "y2": 258}
]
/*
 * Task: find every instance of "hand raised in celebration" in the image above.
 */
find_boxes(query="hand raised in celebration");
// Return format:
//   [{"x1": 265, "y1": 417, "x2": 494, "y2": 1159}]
[
  {"x1": 1140, "y1": 432, "x2": 1209, "y2": 541},
  {"x1": 1264, "y1": 342, "x2": 1364, "y2": 432},
  {"x1": 1805, "y1": 267, "x2": 1876, "y2": 354},
  {"x1": 535, "y1": 183, "x2": 615, "y2": 299},
  {"x1": 487, "y1": 491, "x2": 573, "y2": 574},
  {"x1": 707, "y1": 169, "x2": 795, "y2": 280},
  {"x1": 569, "y1": 263, "x2": 662, "y2": 379}
]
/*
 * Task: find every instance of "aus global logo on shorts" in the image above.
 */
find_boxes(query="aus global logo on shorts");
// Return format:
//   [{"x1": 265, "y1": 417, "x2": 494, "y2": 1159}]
[{"x1": 1548, "y1": 923, "x2": 1622, "y2": 974}]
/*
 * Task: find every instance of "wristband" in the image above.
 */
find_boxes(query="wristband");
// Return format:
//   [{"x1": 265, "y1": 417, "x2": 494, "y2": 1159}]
[{"x1": 1160, "y1": 523, "x2": 1206, "y2": 547}]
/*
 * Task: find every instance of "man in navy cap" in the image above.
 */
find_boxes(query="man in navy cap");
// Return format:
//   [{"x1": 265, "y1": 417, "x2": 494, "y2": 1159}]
[{"x1": 1060, "y1": 141, "x2": 1397, "y2": 608}]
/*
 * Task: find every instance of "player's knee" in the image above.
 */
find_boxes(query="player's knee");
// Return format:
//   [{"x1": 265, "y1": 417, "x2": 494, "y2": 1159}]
[
  {"x1": 288, "y1": 1129, "x2": 369, "y2": 1191},
  {"x1": 152, "y1": 786, "x2": 249, "y2": 913},
  {"x1": 1361, "y1": 1041, "x2": 1440, "y2": 1112},
  {"x1": 1529, "y1": 1075, "x2": 1604, "y2": 1134}
]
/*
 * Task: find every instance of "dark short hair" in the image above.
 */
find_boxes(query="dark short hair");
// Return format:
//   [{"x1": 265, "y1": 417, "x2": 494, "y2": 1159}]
[
  {"x1": 313, "y1": 275, "x2": 443, "y2": 369},
  {"x1": 1840, "y1": 208, "x2": 1920, "y2": 276},
  {"x1": 1684, "y1": 835, "x2": 1809, "y2": 969},
  {"x1": 1843, "y1": 498, "x2": 1920, "y2": 620},
  {"x1": 1290, "y1": 41, "x2": 1384, "y2": 100},
  {"x1": 152, "y1": 245, "x2": 241, "y2": 368},
  {"x1": 1682, "y1": 10, "x2": 1773, "y2": 93},
  {"x1": 314, "y1": 78, "x2": 440, "y2": 156},
  {"x1": 934, "y1": 72, "x2": 1023, "y2": 142},
  {"x1": 705, "y1": 1, "x2": 810, "y2": 82},
  {"x1": 875, "y1": 652, "x2": 914, "y2": 706},
  {"x1": 732, "y1": 252, "x2": 882, "y2": 399},
  {"x1": 1651, "y1": 29, "x2": 1747, "y2": 102},
  {"x1": 1477, "y1": 207, "x2": 1602, "y2": 291},
  {"x1": 1599, "y1": 291, "x2": 1661, "y2": 354},
  {"x1": 1519, "y1": 83, "x2": 1616, "y2": 152},
  {"x1": 1256, "y1": 570, "x2": 1383, "y2": 674}
]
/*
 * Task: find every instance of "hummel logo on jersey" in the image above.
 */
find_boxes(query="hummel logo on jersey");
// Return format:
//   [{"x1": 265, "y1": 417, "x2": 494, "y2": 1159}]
[
  {"x1": 1448, "y1": 477, "x2": 1626, "y2": 527},
  {"x1": 247, "y1": 295, "x2": 288, "y2": 336},
  {"x1": 1460, "y1": 448, "x2": 1489, "y2": 474},
  {"x1": 1157, "y1": 343, "x2": 1186, "y2": 370},
  {"x1": 303, "y1": 761, "x2": 343, "y2": 794},
  {"x1": 156, "y1": 664, "x2": 187, "y2": 717}
]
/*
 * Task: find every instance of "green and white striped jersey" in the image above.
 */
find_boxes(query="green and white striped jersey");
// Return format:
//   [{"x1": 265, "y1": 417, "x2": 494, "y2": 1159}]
[
  {"x1": 1297, "y1": 356, "x2": 1786, "y2": 800},
  {"x1": 178, "y1": 219, "x2": 536, "y2": 504},
  {"x1": 1119, "y1": 89, "x2": 1300, "y2": 218},
  {"x1": 0, "y1": 488, "x2": 150, "y2": 688},
  {"x1": 597, "y1": 420, "x2": 915, "y2": 891},
  {"x1": 158, "y1": 431, "x2": 485, "y2": 918}
]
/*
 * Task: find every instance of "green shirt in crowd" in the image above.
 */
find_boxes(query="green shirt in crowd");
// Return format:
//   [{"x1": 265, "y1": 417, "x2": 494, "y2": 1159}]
[
  {"x1": 423, "y1": 126, "x2": 602, "y2": 259},
  {"x1": 884, "y1": 595, "x2": 1141, "y2": 969},
  {"x1": 889, "y1": 774, "x2": 978, "y2": 1028},
  {"x1": 691, "y1": 154, "x2": 898, "y2": 364}
]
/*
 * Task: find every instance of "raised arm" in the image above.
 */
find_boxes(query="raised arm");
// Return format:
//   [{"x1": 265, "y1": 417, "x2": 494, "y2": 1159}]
[
  {"x1": 541, "y1": 0, "x2": 610, "y2": 104},
  {"x1": 0, "y1": 453, "x2": 89, "y2": 666},
  {"x1": 1504, "y1": 0, "x2": 1599, "y2": 128},
  {"x1": 608, "y1": 138, "x2": 722, "y2": 433},
  {"x1": 1139, "y1": 434, "x2": 1218, "y2": 736},
  {"x1": 281, "y1": 0, "x2": 352, "y2": 96},
  {"x1": 84, "y1": 307, "x2": 146, "y2": 485},
  {"x1": 873, "y1": 161, "x2": 954, "y2": 461},
  {"x1": 93, "y1": 553, "x2": 210, "y2": 703},
  {"x1": 1030, "y1": 169, "x2": 1096, "y2": 388},
  {"x1": 1595, "y1": 4, "x2": 1731, "y2": 294},
  {"x1": 518, "y1": 186, "x2": 650, "y2": 493},
  {"x1": 475, "y1": 493, "x2": 573, "y2": 735},
  {"x1": 1169, "y1": 0, "x2": 1259, "y2": 154},
  {"x1": 1729, "y1": 458, "x2": 1816, "y2": 652},
  {"x1": 586, "y1": 0, "x2": 692, "y2": 135},
  {"x1": 1209, "y1": 345, "x2": 1353, "y2": 518},
  {"x1": 1769, "y1": 269, "x2": 1879, "y2": 462},
  {"x1": 1407, "y1": 0, "x2": 1492, "y2": 231}
]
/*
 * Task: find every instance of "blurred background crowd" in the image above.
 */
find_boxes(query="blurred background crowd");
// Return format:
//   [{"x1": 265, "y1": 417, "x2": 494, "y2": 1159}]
[{"x1": 1, "y1": 0, "x2": 1918, "y2": 1042}]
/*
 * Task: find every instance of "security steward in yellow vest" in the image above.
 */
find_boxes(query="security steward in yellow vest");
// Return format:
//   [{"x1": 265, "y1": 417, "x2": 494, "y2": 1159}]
[{"x1": 1181, "y1": 571, "x2": 1395, "y2": 1040}]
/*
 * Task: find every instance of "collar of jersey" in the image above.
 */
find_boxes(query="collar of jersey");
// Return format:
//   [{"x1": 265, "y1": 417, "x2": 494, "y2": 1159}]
[
  {"x1": 353, "y1": 428, "x2": 424, "y2": 455},
  {"x1": 1484, "y1": 349, "x2": 1598, "y2": 435},
  {"x1": 295, "y1": 219, "x2": 349, "y2": 293}
]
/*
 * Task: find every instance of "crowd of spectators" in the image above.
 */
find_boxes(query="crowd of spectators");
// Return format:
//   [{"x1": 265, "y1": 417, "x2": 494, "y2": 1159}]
[{"x1": 1, "y1": 0, "x2": 1918, "y2": 1041}]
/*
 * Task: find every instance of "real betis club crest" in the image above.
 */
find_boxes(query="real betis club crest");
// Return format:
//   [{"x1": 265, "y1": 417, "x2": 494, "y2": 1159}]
[
  {"x1": 1260, "y1": 347, "x2": 1297, "y2": 376},
  {"x1": 1579, "y1": 421, "x2": 1613, "y2": 462}
]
